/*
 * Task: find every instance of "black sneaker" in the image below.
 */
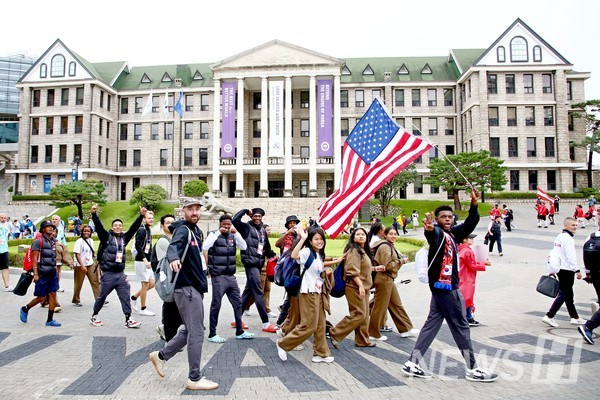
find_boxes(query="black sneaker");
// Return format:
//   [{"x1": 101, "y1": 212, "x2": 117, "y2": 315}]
[
  {"x1": 468, "y1": 318, "x2": 480, "y2": 327},
  {"x1": 465, "y1": 367, "x2": 498, "y2": 382},
  {"x1": 402, "y1": 361, "x2": 432, "y2": 379}
]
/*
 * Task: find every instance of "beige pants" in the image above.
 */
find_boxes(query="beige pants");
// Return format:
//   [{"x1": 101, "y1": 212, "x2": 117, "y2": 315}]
[
  {"x1": 368, "y1": 273, "x2": 413, "y2": 337},
  {"x1": 279, "y1": 293, "x2": 330, "y2": 357},
  {"x1": 72, "y1": 264, "x2": 101, "y2": 304},
  {"x1": 330, "y1": 283, "x2": 371, "y2": 347}
]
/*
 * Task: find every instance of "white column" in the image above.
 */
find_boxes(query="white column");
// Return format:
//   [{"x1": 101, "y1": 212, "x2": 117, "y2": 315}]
[
  {"x1": 284, "y1": 76, "x2": 293, "y2": 197},
  {"x1": 212, "y1": 78, "x2": 221, "y2": 194},
  {"x1": 333, "y1": 74, "x2": 342, "y2": 189},
  {"x1": 308, "y1": 75, "x2": 318, "y2": 196},
  {"x1": 260, "y1": 76, "x2": 269, "y2": 197},
  {"x1": 235, "y1": 77, "x2": 245, "y2": 197}
]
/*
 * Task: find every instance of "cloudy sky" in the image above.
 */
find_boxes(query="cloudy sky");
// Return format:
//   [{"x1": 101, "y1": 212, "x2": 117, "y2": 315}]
[{"x1": 3, "y1": 0, "x2": 598, "y2": 98}]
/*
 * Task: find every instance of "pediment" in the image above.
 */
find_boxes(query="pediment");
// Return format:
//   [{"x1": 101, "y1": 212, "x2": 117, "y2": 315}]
[
  {"x1": 211, "y1": 40, "x2": 344, "y2": 71},
  {"x1": 20, "y1": 39, "x2": 94, "y2": 83}
]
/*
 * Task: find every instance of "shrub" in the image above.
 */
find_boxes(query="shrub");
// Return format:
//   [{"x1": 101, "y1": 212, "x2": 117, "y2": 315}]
[
  {"x1": 183, "y1": 180, "x2": 209, "y2": 198},
  {"x1": 12, "y1": 195, "x2": 61, "y2": 201}
]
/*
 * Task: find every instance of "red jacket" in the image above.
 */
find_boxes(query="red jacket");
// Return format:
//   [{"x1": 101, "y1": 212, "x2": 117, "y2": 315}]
[
  {"x1": 458, "y1": 243, "x2": 487, "y2": 311},
  {"x1": 536, "y1": 204, "x2": 548, "y2": 216}
]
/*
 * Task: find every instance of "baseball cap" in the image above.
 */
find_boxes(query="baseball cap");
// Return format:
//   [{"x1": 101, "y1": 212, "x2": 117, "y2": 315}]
[
  {"x1": 182, "y1": 198, "x2": 202, "y2": 208},
  {"x1": 467, "y1": 233, "x2": 477, "y2": 239},
  {"x1": 40, "y1": 220, "x2": 56, "y2": 230}
]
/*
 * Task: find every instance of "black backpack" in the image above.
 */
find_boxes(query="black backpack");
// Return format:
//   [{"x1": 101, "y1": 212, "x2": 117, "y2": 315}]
[{"x1": 583, "y1": 233, "x2": 600, "y2": 272}]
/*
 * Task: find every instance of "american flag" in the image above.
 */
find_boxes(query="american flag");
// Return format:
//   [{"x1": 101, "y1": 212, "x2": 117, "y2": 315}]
[
  {"x1": 537, "y1": 187, "x2": 554, "y2": 203},
  {"x1": 318, "y1": 98, "x2": 431, "y2": 238}
]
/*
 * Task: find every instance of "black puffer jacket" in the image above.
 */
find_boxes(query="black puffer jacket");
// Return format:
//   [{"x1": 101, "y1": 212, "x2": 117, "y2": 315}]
[
  {"x1": 232, "y1": 209, "x2": 271, "y2": 268},
  {"x1": 207, "y1": 232, "x2": 237, "y2": 276},
  {"x1": 32, "y1": 234, "x2": 57, "y2": 277},
  {"x1": 93, "y1": 212, "x2": 143, "y2": 272}
]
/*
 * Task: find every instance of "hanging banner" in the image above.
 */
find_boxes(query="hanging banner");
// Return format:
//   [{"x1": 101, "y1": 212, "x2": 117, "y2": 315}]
[
  {"x1": 317, "y1": 79, "x2": 333, "y2": 157},
  {"x1": 221, "y1": 81, "x2": 236, "y2": 158},
  {"x1": 269, "y1": 80, "x2": 284, "y2": 157}
]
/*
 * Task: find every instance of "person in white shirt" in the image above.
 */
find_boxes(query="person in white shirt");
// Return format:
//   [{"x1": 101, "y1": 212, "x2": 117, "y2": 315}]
[
  {"x1": 72, "y1": 225, "x2": 100, "y2": 306},
  {"x1": 0, "y1": 214, "x2": 13, "y2": 291}
]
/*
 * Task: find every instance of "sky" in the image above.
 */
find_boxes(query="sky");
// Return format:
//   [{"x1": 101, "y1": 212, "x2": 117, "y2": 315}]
[{"x1": 3, "y1": 0, "x2": 599, "y2": 98}]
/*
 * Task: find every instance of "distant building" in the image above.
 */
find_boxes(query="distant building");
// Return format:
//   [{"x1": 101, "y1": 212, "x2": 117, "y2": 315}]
[{"x1": 8, "y1": 18, "x2": 590, "y2": 199}]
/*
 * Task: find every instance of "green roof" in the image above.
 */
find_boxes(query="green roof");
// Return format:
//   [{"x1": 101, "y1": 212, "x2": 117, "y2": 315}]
[
  {"x1": 111, "y1": 63, "x2": 213, "y2": 91},
  {"x1": 72, "y1": 51, "x2": 126, "y2": 86},
  {"x1": 341, "y1": 56, "x2": 461, "y2": 83},
  {"x1": 449, "y1": 49, "x2": 486, "y2": 74}
]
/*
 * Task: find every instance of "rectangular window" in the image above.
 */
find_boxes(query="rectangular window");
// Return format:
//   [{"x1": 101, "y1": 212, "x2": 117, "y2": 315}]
[
  {"x1": 445, "y1": 145, "x2": 455, "y2": 155},
  {"x1": 133, "y1": 124, "x2": 142, "y2": 141},
  {"x1": 253, "y1": 147, "x2": 261, "y2": 158},
  {"x1": 151, "y1": 96, "x2": 159, "y2": 112},
  {"x1": 200, "y1": 122, "x2": 209, "y2": 139},
  {"x1": 98, "y1": 146, "x2": 102, "y2": 164},
  {"x1": 47, "y1": 89, "x2": 55, "y2": 106},
  {"x1": 46, "y1": 117, "x2": 54, "y2": 134},
  {"x1": 372, "y1": 89, "x2": 382, "y2": 101},
  {"x1": 135, "y1": 97, "x2": 143, "y2": 113},
  {"x1": 505, "y1": 74, "x2": 515, "y2": 94},
  {"x1": 527, "y1": 137, "x2": 537, "y2": 157},
  {"x1": 355, "y1": 90, "x2": 364, "y2": 107},
  {"x1": 99, "y1": 117, "x2": 103, "y2": 136},
  {"x1": 160, "y1": 149, "x2": 168, "y2": 166},
  {"x1": 300, "y1": 120, "x2": 309, "y2": 137},
  {"x1": 427, "y1": 89, "x2": 437, "y2": 106},
  {"x1": 185, "y1": 122, "x2": 194, "y2": 139},
  {"x1": 428, "y1": 118, "x2": 438, "y2": 135},
  {"x1": 75, "y1": 116, "x2": 83, "y2": 133},
  {"x1": 106, "y1": 121, "x2": 110, "y2": 139},
  {"x1": 443, "y1": 89, "x2": 453, "y2": 106},
  {"x1": 394, "y1": 89, "x2": 404, "y2": 107},
  {"x1": 568, "y1": 113, "x2": 575, "y2": 131},
  {"x1": 133, "y1": 150, "x2": 141, "y2": 167},
  {"x1": 487, "y1": 74, "x2": 497, "y2": 94},
  {"x1": 508, "y1": 137, "x2": 518, "y2": 157},
  {"x1": 341, "y1": 119, "x2": 349, "y2": 136},
  {"x1": 120, "y1": 124, "x2": 128, "y2": 140},
  {"x1": 184, "y1": 148, "x2": 193, "y2": 166},
  {"x1": 567, "y1": 81, "x2": 573, "y2": 100},
  {"x1": 300, "y1": 146, "x2": 309, "y2": 158},
  {"x1": 199, "y1": 148, "x2": 208, "y2": 166},
  {"x1": 107, "y1": 94, "x2": 111, "y2": 111},
  {"x1": 74, "y1": 144, "x2": 81, "y2": 162},
  {"x1": 32, "y1": 117, "x2": 40, "y2": 135},
  {"x1": 524, "y1": 74, "x2": 534, "y2": 94},
  {"x1": 570, "y1": 141, "x2": 575, "y2": 161},
  {"x1": 488, "y1": 107, "x2": 499, "y2": 126},
  {"x1": 60, "y1": 117, "x2": 68, "y2": 134},
  {"x1": 431, "y1": 185, "x2": 440, "y2": 194},
  {"x1": 545, "y1": 137, "x2": 555, "y2": 157},
  {"x1": 119, "y1": 150, "x2": 127, "y2": 167},
  {"x1": 200, "y1": 94, "x2": 209, "y2": 111},
  {"x1": 30, "y1": 145, "x2": 38, "y2": 163},
  {"x1": 544, "y1": 106, "x2": 554, "y2": 126},
  {"x1": 185, "y1": 94, "x2": 194, "y2": 111},
  {"x1": 120, "y1": 97, "x2": 128, "y2": 114},
  {"x1": 542, "y1": 74, "x2": 553, "y2": 93},
  {"x1": 100, "y1": 91, "x2": 104, "y2": 108},
  {"x1": 490, "y1": 138, "x2": 500, "y2": 157},
  {"x1": 301, "y1": 91, "x2": 310, "y2": 108},
  {"x1": 132, "y1": 178, "x2": 140, "y2": 190},
  {"x1": 61, "y1": 88, "x2": 69, "y2": 105},
  {"x1": 396, "y1": 118, "x2": 405, "y2": 128},
  {"x1": 445, "y1": 118, "x2": 454, "y2": 135},
  {"x1": 33, "y1": 90, "x2": 41, "y2": 107},
  {"x1": 151, "y1": 123, "x2": 159, "y2": 140},
  {"x1": 428, "y1": 147, "x2": 438, "y2": 161},
  {"x1": 414, "y1": 175, "x2": 423, "y2": 194},
  {"x1": 525, "y1": 106, "x2": 535, "y2": 126},
  {"x1": 105, "y1": 148, "x2": 109, "y2": 166},
  {"x1": 340, "y1": 90, "x2": 348, "y2": 107},
  {"x1": 412, "y1": 118, "x2": 421, "y2": 136},
  {"x1": 507, "y1": 107, "x2": 517, "y2": 126},
  {"x1": 253, "y1": 120, "x2": 261, "y2": 138},
  {"x1": 45, "y1": 145, "x2": 53, "y2": 163},
  {"x1": 510, "y1": 170, "x2": 520, "y2": 190},
  {"x1": 76, "y1": 87, "x2": 84, "y2": 105},
  {"x1": 411, "y1": 89, "x2": 421, "y2": 106},
  {"x1": 164, "y1": 123, "x2": 173, "y2": 140},
  {"x1": 528, "y1": 170, "x2": 538, "y2": 190},
  {"x1": 547, "y1": 170, "x2": 557, "y2": 191}
]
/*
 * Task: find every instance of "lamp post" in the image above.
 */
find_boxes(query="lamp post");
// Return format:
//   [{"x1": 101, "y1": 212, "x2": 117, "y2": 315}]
[{"x1": 72, "y1": 156, "x2": 81, "y2": 182}]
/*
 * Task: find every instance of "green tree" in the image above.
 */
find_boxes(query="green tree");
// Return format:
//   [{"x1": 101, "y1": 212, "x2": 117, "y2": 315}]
[
  {"x1": 183, "y1": 180, "x2": 209, "y2": 198},
  {"x1": 424, "y1": 150, "x2": 507, "y2": 210},
  {"x1": 129, "y1": 184, "x2": 168, "y2": 211},
  {"x1": 375, "y1": 164, "x2": 418, "y2": 216},
  {"x1": 49, "y1": 179, "x2": 107, "y2": 219},
  {"x1": 572, "y1": 100, "x2": 600, "y2": 188}
]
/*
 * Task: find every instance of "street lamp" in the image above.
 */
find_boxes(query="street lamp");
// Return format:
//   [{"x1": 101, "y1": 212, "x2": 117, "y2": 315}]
[{"x1": 72, "y1": 156, "x2": 81, "y2": 182}]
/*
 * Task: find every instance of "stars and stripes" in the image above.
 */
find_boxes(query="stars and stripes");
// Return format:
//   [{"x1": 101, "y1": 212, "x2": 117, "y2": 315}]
[{"x1": 537, "y1": 187, "x2": 554, "y2": 203}]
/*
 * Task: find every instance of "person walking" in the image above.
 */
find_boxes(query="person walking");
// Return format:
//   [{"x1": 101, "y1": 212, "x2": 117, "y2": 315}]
[
  {"x1": 149, "y1": 199, "x2": 219, "y2": 391},
  {"x1": 458, "y1": 234, "x2": 491, "y2": 326},
  {"x1": 72, "y1": 225, "x2": 100, "y2": 307},
  {"x1": 51, "y1": 214, "x2": 67, "y2": 292},
  {"x1": 89, "y1": 204, "x2": 143, "y2": 328},
  {"x1": 578, "y1": 306, "x2": 600, "y2": 345},
  {"x1": 583, "y1": 229, "x2": 600, "y2": 315},
  {"x1": 411, "y1": 210, "x2": 419, "y2": 231},
  {"x1": 536, "y1": 202, "x2": 549, "y2": 228},
  {"x1": 554, "y1": 194, "x2": 561, "y2": 214},
  {"x1": 542, "y1": 217, "x2": 587, "y2": 328},
  {"x1": 487, "y1": 215, "x2": 503, "y2": 256},
  {"x1": 502, "y1": 205, "x2": 513, "y2": 231},
  {"x1": 131, "y1": 211, "x2": 156, "y2": 316},
  {"x1": 575, "y1": 205, "x2": 587, "y2": 229},
  {"x1": 274, "y1": 215, "x2": 301, "y2": 330},
  {"x1": 0, "y1": 213, "x2": 13, "y2": 291},
  {"x1": 402, "y1": 188, "x2": 498, "y2": 382}
]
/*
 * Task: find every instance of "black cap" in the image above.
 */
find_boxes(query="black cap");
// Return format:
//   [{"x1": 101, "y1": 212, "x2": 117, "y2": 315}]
[
  {"x1": 285, "y1": 215, "x2": 301, "y2": 229},
  {"x1": 40, "y1": 220, "x2": 55, "y2": 230},
  {"x1": 467, "y1": 233, "x2": 477, "y2": 239},
  {"x1": 251, "y1": 208, "x2": 265, "y2": 216},
  {"x1": 182, "y1": 198, "x2": 202, "y2": 208}
]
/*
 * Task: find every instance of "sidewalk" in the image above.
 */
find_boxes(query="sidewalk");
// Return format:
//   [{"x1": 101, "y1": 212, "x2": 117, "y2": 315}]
[{"x1": 0, "y1": 204, "x2": 598, "y2": 399}]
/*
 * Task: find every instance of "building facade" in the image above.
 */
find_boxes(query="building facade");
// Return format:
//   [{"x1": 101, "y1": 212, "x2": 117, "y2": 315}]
[{"x1": 9, "y1": 19, "x2": 590, "y2": 200}]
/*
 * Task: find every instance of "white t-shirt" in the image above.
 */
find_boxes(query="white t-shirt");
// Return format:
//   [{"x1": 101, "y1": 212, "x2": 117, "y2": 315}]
[
  {"x1": 299, "y1": 247, "x2": 324, "y2": 294},
  {"x1": 74, "y1": 237, "x2": 95, "y2": 267}
]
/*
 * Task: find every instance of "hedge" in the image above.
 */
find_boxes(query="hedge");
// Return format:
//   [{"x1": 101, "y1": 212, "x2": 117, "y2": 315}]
[
  {"x1": 489, "y1": 192, "x2": 585, "y2": 199},
  {"x1": 12, "y1": 195, "x2": 61, "y2": 201}
]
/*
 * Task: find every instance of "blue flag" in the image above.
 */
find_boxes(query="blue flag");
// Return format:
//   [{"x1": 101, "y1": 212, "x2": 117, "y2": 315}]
[{"x1": 173, "y1": 90, "x2": 184, "y2": 118}]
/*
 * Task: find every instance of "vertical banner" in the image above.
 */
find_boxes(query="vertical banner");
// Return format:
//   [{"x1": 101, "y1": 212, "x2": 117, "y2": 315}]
[
  {"x1": 317, "y1": 79, "x2": 333, "y2": 157},
  {"x1": 221, "y1": 81, "x2": 236, "y2": 158},
  {"x1": 269, "y1": 80, "x2": 284, "y2": 157}
]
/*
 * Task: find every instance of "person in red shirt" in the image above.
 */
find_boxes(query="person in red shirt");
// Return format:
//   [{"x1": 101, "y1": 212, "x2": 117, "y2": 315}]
[
  {"x1": 575, "y1": 205, "x2": 587, "y2": 229},
  {"x1": 536, "y1": 202, "x2": 549, "y2": 228},
  {"x1": 489, "y1": 204, "x2": 502, "y2": 220},
  {"x1": 549, "y1": 202, "x2": 556, "y2": 225},
  {"x1": 458, "y1": 234, "x2": 491, "y2": 326}
]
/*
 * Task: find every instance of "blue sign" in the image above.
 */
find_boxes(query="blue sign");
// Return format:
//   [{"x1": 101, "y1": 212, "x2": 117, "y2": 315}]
[{"x1": 72, "y1": 168, "x2": 78, "y2": 182}]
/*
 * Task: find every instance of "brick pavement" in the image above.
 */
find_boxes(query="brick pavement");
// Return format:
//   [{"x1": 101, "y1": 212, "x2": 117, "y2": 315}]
[{"x1": 0, "y1": 203, "x2": 598, "y2": 399}]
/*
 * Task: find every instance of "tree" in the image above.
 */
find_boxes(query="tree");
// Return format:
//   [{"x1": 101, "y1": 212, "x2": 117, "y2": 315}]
[
  {"x1": 129, "y1": 184, "x2": 168, "y2": 211},
  {"x1": 424, "y1": 150, "x2": 507, "y2": 210},
  {"x1": 572, "y1": 100, "x2": 600, "y2": 188},
  {"x1": 375, "y1": 164, "x2": 418, "y2": 216},
  {"x1": 183, "y1": 180, "x2": 209, "y2": 198},
  {"x1": 49, "y1": 179, "x2": 107, "y2": 219}
]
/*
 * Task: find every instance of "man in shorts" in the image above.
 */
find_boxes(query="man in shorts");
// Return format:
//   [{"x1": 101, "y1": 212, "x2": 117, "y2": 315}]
[
  {"x1": 0, "y1": 213, "x2": 12, "y2": 291},
  {"x1": 131, "y1": 211, "x2": 156, "y2": 316}
]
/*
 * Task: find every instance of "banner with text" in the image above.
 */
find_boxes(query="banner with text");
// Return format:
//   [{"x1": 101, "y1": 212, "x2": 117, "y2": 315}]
[
  {"x1": 269, "y1": 80, "x2": 284, "y2": 157},
  {"x1": 317, "y1": 79, "x2": 333, "y2": 157},
  {"x1": 221, "y1": 82, "x2": 236, "y2": 158}
]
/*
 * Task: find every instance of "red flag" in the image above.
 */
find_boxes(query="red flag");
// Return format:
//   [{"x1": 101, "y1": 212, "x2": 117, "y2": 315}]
[
  {"x1": 318, "y1": 99, "x2": 431, "y2": 238},
  {"x1": 537, "y1": 187, "x2": 554, "y2": 203}
]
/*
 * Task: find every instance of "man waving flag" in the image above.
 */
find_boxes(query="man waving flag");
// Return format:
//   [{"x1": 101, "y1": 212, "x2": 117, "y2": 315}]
[
  {"x1": 319, "y1": 98, "x2": 431, "y2": 238},
  {"x1": 537, "y1": 186, "x2": 554, "y2": 203}
]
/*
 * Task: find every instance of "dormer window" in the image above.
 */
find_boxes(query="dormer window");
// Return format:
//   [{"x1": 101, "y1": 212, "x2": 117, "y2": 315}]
[
  {"x1": 533, "y1": 45, "x2": 542, "y2": 62},
  {"x1": 40, "y1": 63, "x2": 47, "y2": 78},
  {"x1": 497, "y1": 46, "x2": 506, "y2": 63},
  {"x1": 161, "y1": 72, "x2": 172, "y2": 82},
  {"x1": 398, "y1": 64, "x2": 409, "y2": 75},
  {"x1": 51, "y1": 54, "x2": 65, "y2": 77},
  {"x1": 69, "y1": 62, "x2": 76, "y2": 76},
  {"x1": 141, "y1": 73, "x2": 152, "y2": 83},
  {"x1": 341, "y1": 66, "x2": 351, "y2": 75},
  {"x1": 193, "y1": 70, "x2": 204, "y2": 80},
  {"x1": 510, "y1": 37, "x2": 528, "y2": 62},
  {"x1": 421, "y1": 64, "x2": 432, "y2": 74}
]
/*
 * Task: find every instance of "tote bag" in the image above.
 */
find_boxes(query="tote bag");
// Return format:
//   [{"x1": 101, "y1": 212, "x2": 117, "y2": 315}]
[{"x1": 536, "y1": 275, "x2": 560, "y2": 298}]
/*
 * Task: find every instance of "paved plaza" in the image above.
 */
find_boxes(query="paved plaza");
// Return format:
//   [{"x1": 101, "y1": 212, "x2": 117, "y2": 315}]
[{"x1": 0, "y1": 203, "x2": 598, "y2": 399}]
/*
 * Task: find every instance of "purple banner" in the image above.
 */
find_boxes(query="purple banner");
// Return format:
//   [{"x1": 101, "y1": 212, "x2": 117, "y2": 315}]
[
  {"x1": 317, "y1": 79, "x2": 333, "y2": 157},
  {"x1": 221, "y1": 82, "x2": 236, "y2": 158}
]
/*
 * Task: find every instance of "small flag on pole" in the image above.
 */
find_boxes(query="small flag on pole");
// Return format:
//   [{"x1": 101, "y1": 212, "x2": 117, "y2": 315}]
[
  {"x1": 141, "y1": 91, "x2": 153, "y2": 116},
  {"x1": 537, "y1": 187, "x2": 554, "y2": 203},
  {"x1": 162, "y1": 89, "x2": 170, "y2": 118},
  {"x1": 173, "y1": 90, "x2": 184, "y2": 118},
  {"x1": 318, "y1": 98, "x2": 432, "y2": 238}
]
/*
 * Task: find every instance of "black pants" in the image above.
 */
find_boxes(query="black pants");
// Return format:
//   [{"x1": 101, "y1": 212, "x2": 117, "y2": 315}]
[
  {"x1": 589, "y1": 268, "x2": 600, "y2": 302},
  {"x1": 209, "y1": 275, "x2": 244, "y2": 336},
  {"x1": 162, "y1": 301, "x2": 182, "y2": 342},
  {"x1": 547, "y1": 269, "x2": 579, "y2": 319},
  {"x1": 240, "y1": 265, "x2": 269, "y2": 323},
  {"x1": 277, "y1": 296, "x2": 291, "y2": 326},
  {"x1": 93, "y1": 271, "x2": 131, "y2": 317}
]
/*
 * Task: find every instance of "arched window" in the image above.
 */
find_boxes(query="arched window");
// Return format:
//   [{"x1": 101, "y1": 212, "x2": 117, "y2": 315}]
[
  {"x1": 533, "y1": 46, "x2": 542, "y2": 62},
  {"x1": 497, "y1": 46, "x2": 506, "y2": 63},
  {"x1": 40, "y1": 63, "x2": 47, "y2": 78},
  {"x1": 69, "y1": 62, "x2": 76, "y2": 76},
  {"x1": 51, "y1": 54, "x2": 65, "y2": 77},
  {"x1": 510, "y1": 37, "x2": 528, "y2": 62}
]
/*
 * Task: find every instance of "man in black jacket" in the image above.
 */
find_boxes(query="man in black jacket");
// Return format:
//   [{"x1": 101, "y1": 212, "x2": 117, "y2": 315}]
[
  {"x1": 131, "y1": 211, "x2": 156, "y2": 316},
  {"x1": 402, "y1": 189, "x2": 498, "y2": 383},
  {"x1": 149, "y1": 198, "x2": 218, "y2": 391},
  {"x1": 89, "y1": 204, "x2": 145, "y2": 328}
]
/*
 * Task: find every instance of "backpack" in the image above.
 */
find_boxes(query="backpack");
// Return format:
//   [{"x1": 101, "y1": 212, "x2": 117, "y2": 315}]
[
  {"x1": 583, "y1": 233, "x2": 600, "y2": 272},
  {"x1": 330, "y1": 261, "x2": 347, "y2": 298},
  {"x1": 415, "y1": 237, "x2": 444, "y2": 284},
  {"x1": 154, "y1": 228, "x2": 191, "y2": 303},
  {"x1": 23, "y1": 235, "x2": 43, "y2": 272},
  {"x1": 281, "y1": 250, "x2": 315, "y2": 296},
  {"x1": 150, "y1": 235, "x2": 169, "y2": 272}
]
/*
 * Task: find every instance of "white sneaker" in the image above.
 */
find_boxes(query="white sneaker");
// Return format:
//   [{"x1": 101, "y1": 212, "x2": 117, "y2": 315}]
[
  {"x1": 400, "y1": 328, "x2": 420, "y2": 338},
  {"x1": 90, "y1": 315, "x2": 103, "y2": 327},
  {"x1": 186, "y1": 377, "x2": 218, "y2": 390},
  {"x1": 402, "y1": 361, "x2": 432, "y2": 379},
  {"x1": 3, "y1": 285, "x2": 14, "y2": 292},
  {"x1": 276, "y1": 329, "x2": 285, "y2": 339},
  {"x1": 125, "y1": 318, "x2": 141, "y2": 328},
  {"x1": 542, "y1": 315, "x2": 558, "y2": 327},
  {"x1": 57, "y1": 286, "x2": 65, "y2": 293},
  {"x1": 570, "y1": 318, "x2": 587, "y2": 325},
  {"x1": 293, "y1": 344, "x2": 304, "y2": 351},
  {"x1": 243, "y1": 310, "x2": 251, "y2": 316},
  {"x1": 369, "y1": 335, "x2": 388, "y2": 341},
  {"x1": 149, "y1": 351, "x2": 165, "y2": 378},
  {"x1": 139, "y1": 309, "x2": 156, "y2": 316},
  {"x1": 465, "y1": 367, "x2": 498, "y2": 382},
  {"x1": 312, "y1": 355, "x2": 334, "y2": 363},
  {"x1": 155, "y1": 325, "x2": 166, "y2": 341},
  {"x1": 267, "y1": 311, "x2": 278, "y2": 318},
  {"x1": 276, "y1": 340, "x2": 287, "y2": 361},
  {"x1": 592, "y1": 302, "x2": 599, "y2": 315},
  {"x1": 131, "y1": 299, "x2": 139, "y2": 314}
]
